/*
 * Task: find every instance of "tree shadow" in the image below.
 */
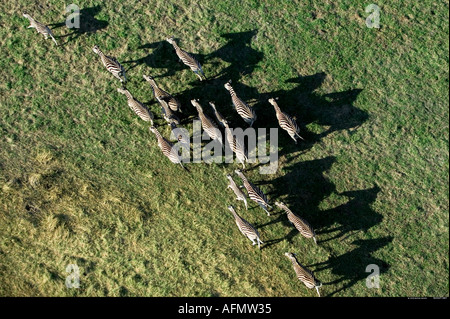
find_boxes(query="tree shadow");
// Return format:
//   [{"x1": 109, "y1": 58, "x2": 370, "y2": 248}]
[{"x1": 48, "y1": 6, "x2": 108, "y2": 45}]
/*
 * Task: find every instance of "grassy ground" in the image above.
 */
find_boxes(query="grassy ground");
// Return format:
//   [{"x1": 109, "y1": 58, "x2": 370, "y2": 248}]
[{"x1": 0, "y1": 0, "x2": 448, "y2": 297}]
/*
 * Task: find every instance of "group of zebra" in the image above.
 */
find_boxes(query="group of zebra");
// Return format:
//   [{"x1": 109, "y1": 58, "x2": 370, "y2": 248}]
[{"x1": 23, "y1": 12, "x2": 323, "y2": 297}]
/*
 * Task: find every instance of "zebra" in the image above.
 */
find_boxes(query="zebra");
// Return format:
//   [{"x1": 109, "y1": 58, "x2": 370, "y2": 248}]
[
  {"x1": 92, "y1": 45, "x2": 126, "y2": 83},
  {"x1": 143, "y1": 75, "x2": 181, "y2": 113},
  {"x1": 275, "y1": 202, "x2": 316, "y2": 244},
  {"x1": 159, "y1": 96, "x2": 181, "y2": 125},
  {"x1": 224, "y1": 81, "x2": 256, "y2": 127},
  {"x1": 23, "y1": 13, "x2": 58, "y2": 46},
  {"x1": 284, "y1": 252, "x2": 322, "y2": 297},
  {"x1": 226, "y1": 174, "x2": 248, "y2": 210},
  {"x1": 224, "y1": 122, "x2": 248, "y2": 168},
  {"x1": 169, "y1": 122, "x2": 190, "y2": 151},
  {"x1": 268, "y1": 98, "x2": 304, "y2": 143},
  {"x1": 166, "y1": 36, "x2": 206, "y2": 81},
  {"x1": 117, "y1": 88, "x2": 154, "y2": 123},
  {"x1": 209, "y1": 102, "x2": 228, "y2": 128},
  {"x1": 235, "y1": 169, "x2": 271, "y2": 215},
  {"x1": 149, "y1": 126, "x2": 187, "y2": 171},
  {"x1": 228, "y1": 205, "x2": 263, "y2": 249},
  {"x1": 191, "y1": 99, "x2": 222, "y2": 146}
]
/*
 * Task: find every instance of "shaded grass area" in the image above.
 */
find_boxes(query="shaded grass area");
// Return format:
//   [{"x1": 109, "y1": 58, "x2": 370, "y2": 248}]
[{"x1": 0, "y1": 0, "x2": 448, "y2": 296}]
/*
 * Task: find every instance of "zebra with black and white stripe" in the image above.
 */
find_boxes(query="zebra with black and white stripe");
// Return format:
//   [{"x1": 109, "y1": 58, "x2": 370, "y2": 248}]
[
  {"x1": 191, "y1": 99, "x2": 222, "y2": 146},
  {"x1": 284, "y1": 252, "x2": 322, "y2": 297},
  {"x1": 275, "y1": 202, "x2": 316, "y2": 244},
  {"x1": 117, "y1": 88, "x2": 154, "y2": 123},
  {"x1": 159, "y1": 97, "x2": 181, "y2": 125},
  {"x1": 143, "y1": 75, "x2": 181, "y2": 113},
  {"x1": 92, "y1": 45, "x2": 126, "y2": 83},
  {"x1": 224, "y1": 122, "x2": 247, "y2": 168},
  {"x1": 226, "y1": 174, "x2": 248, "y2": 210},
  {"x1": 169, "y1": 122, "x2": 190, "y2": 151},
  {"x1": 268, "y1": 98, "x2": 304, "y2": 143},
  {"x1": 235, "y1": 169, "x2": 272, "y2": 216},
  {"x1": 224, "y1": 81, "x2": 256, "y2": 127},
  {"x1": 23, "y1": 13, "x2": 58, "y2": 46},
  {"x1": 149, "y1": 126, "x2": 187, "y2": 171},
  {"x1": 228, "y1": 205, "x2": 263, "y2": 249},
  {"x1": 166, "y1": 36, "x2": 206, "y2": 81},
  {"x1": 209, "y1": 102, "x2": 228, "y2": 128}
]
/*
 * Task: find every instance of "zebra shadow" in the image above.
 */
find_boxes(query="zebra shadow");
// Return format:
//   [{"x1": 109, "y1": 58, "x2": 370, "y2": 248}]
[
  {"x1": 121, "y1": 38, "x2": 208, "y2": 78},
  {"x1": 262, "y1": 156, "x2": 387, "y2": 294},
  {"x1": 48, "y1": 6, "x2": 108, "y2": 45},
  {"x1": 308, "y1": 237, "x2": 393, "y2": 297},
  {"x1": 243, "y1": 72, "x2": 365, "y2": 159}
]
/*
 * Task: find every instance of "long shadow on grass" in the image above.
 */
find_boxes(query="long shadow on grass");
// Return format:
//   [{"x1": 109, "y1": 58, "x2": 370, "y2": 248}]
[
  {"x1": 241, "y1": 73, "x2": 387, "y2": 295},
  {"x1": 48, "y1": 6, "x2": 108, "y2": 45},
  {"x1": 309, "y1": 237, "x2": 392, "y2": 297}
]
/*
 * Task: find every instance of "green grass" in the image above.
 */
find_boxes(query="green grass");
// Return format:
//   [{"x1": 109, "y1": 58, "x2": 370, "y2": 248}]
[{"x1": 0, "y1": 0, "x2": 448, "y2": 297}]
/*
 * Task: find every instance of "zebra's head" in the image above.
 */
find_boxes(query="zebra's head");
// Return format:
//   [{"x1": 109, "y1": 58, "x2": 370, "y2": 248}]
[
  {"x1": 268, "y1": 98, "x2": 278, "y2": 106},
  {"x1": 117, "y1": 87, "x2": 128, "y2": 94},
  {"x1": 226, "y1": 174, "x2": 232, "y2": 179},
  {"x1": 284, "y1": 252, "x2": 296, "y2": 260},
  {"x1": 143, "y1": 74, "x2": 155, "y2": 82},
  {"x1": 23, "y1": 13, "x2": 31, "y2": 19},
  {"x1": 234, "y1": 169, "x2": 244, "y2": 177},
  {"x1": 274, "y1": 201, "x2": 286, "y2": 209},
  {"x1": 149, "y1": 126, "x2": 158, "y2": 133},
  {"x1": 208, "y1": 101, "x2": 216, "y2": 109},
  {"x1": 227, "y1": 205, "x2": 236, "y2": 213},
  {"x1": 224, "y1": 81, "x2": 233, "y2": 91},
  {"x1": 190, "y1": 99, "x2": 202, "y2": 111},
  {"x1": 92, "y1": 45, "x2": 101, "y2": 54},
  {"x1": 166, "y1": 36, "x2": 175, "y2": 45}
]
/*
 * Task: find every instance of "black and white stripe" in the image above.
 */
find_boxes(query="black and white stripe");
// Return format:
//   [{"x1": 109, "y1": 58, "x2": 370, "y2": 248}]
[
  {"x1": 117, "y1": 88, "x2": 154, "y2": 123},
  {"x1": 209, "y1": 102, "x2": 228, "y2": 128},
  {"x1": 143, "y1": 75, "x2": 181, "y2": 113},
  {"x1": 235, "y1": 169, "x2": 271, "y2": 215},
  {"x1": 268, "y1": 98, "x2": 304, "y2": 143},
  {"x1": 149, "y1": 126, "x2": 187, "y2": 170},
  {"x1": 284, "y1": 252, "x2": 322, "y2": 297},
  {"x1": 224, "y1": 122, "x2": 248, "y2": 168},
  {"x1": 275, "y1": 202, "x2": 316, "y2": 244},
  {"x1": 228, "y1": 205, "x2": 263, "y2": 249},
  {"x1": 159, "y1": 97, "x2": 181, "y2": 125},
  {"x1": 166, "y1": 36, "x2": 206, "y2": 81},
  {"x1": 224, "y1": 81, "x2": 256, "y2": 127},
  {"x1": 226, "y1": 174, "x2": 248, "y2": 210},
  {"x1": 23, "y1": 13, "x2": 57, "y2": 45},
  {"x1": 93, "y1": 45, "x2": 126, "y2": 83},
  {"x1": 191, "y1": 99, "x2": 222, "y2": 145}
]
